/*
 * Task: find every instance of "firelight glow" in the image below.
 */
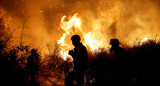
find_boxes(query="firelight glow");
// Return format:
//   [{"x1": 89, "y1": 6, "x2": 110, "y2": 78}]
[{"x1": 58, "y1": 13, "x2": 101, "y2": 60}]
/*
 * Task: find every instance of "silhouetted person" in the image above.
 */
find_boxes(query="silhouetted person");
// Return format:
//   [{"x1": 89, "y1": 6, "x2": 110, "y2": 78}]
[
  {"x1": 110, "y1": 39, "x2": 128, "y2": 86},
  {"x1": 110, "y1": 39, "x2": 125, "y2": 55},
  {"x1": 27, "y1": 49, "x2": 39, "y2": 83},
  {"x1": 65, "y1": 35, "x2": 88, "y2": 86}
]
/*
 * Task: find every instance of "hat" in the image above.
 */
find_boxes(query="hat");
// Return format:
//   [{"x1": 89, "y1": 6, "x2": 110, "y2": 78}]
[
  {"x1": 71, "y1": 35, "x2": 81, "y2": 41},
  {"x1": 110, "y1": 39, "x2": 120, "y2": 45},
  {"x1": 31, "y1": 49, "x2": 37, "y2": 53}
]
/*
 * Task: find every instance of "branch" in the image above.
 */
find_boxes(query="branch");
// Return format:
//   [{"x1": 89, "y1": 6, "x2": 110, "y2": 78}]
[{"x1": 20, "y1": 16, "x2": 30, "y2": 47}]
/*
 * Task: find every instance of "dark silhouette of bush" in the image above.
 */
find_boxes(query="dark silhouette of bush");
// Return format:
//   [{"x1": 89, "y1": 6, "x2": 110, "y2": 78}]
[
  {"x1": 84, "y1": 39, "x2": 160, "y2": 86},
  {"x1": 1, "y1": 38, "x2": 159, "y2": 86},
  {"x1": 0, "y1": 11, "x2": 39, "y2": 86}
]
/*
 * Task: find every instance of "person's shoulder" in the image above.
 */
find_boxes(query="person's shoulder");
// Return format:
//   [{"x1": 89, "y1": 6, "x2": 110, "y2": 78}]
[
  {"x1": 119, "y1": 47, "x2": 124, "y2": 50},
  {"x1": 80, "y1": 43, "x2": 87, "y2": 49},
  {"x1": 119, "y1": 47, "x2": 126, "y2": 53}
]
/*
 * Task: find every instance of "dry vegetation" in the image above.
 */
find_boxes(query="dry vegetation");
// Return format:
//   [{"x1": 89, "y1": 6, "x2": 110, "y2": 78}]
[{"x1": 1, "y1": 11, "x2": 159, "y2": 86}]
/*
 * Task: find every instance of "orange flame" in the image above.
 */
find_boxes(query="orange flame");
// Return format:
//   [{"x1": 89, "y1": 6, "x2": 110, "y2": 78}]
[
  {"x1": 83, "y1": 32, "x2": 98, "y2": 51},
  {"x1": 57, "y1": 13, "x2": 82, "y2": 60},
  {"x1": 58, "y1": 13, "x2": 157, "y2": 60},
  {"x1": 58, "y1": 13, "x2": 101, "y2": 60},
  {"x1": 141, "y1": 36, "x2": 153, "y2": 43}
]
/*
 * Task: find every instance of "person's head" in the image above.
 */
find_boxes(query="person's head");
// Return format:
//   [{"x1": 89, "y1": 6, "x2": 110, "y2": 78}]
[
  {"x1": 71, "y1": 35, "x2": 81, "y2": 47},
  {"x1": 110, "y1": 39, "x2": 120, "y2": 47},
  {"x1": 31, "y1": 49, "x2": 37, "y2": 54}
]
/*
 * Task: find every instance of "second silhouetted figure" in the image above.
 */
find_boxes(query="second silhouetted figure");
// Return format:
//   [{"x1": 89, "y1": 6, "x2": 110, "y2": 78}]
[
  {"x1": 65, "y1": 35, "x2": 88, "y2": 86},
  {"x1": 27, "y1": 49, "x2": 39, "y2": 83},
  {"x1": 110, "y1": 39, "x2": 128, "y2": 86}
]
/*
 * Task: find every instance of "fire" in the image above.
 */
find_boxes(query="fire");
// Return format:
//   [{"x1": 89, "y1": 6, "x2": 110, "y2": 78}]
[
  {"x1": 83, "y1": 32, "x2": 98, "y2": 51},
  {"x1": 60, "y1": 13, "x2": 82, "y2": 34},
  {"x1": 58, "y1": 13, "x2": 100, "y2": 60},
  {"x1": 141, "y1": 36, "x2": 153, "y2": 43},
  {"x1": 58, "y1": 13, "x2": 156, "y2": 60},
  {"x1": 142, "y1": 37, "x2": 149, "y2": 42},
  {"x1": 58, "y1": 33, "x2": 67, "y2": 46},
  {"x1": 57, "y1": 13, "x2": 82, "y2": 60}
]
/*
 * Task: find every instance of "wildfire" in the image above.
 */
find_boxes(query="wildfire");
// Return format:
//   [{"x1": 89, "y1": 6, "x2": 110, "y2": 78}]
[
  {"x1": 57, "y1": 13, "x2": 156, "y2": 60},
  {"x1": 142, "y1": 37, "x2": 150, "y2": 42},
  {"x1": 83, "y1": 32, "x2": 98, "y2": 51},
  {"x1": 141, "y1": 36, "x2": 154, "y2": 43},
  {"x1": 57, "y1": 13, "x2": 83, "y2": 60},
  {"x1": 60, "y1": 13, "x2": 82, "y2": 35},
  {"x1": 57, "y1": 13, "x2": 99, "y2": 60}
]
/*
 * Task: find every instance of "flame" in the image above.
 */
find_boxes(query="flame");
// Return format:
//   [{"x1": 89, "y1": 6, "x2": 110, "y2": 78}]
[
  {"x1": 58, "y1": 33, "x2": 67, "y2": 46},
  {"x1": 83, "y1": 32, "x2": 98, "y2": 51},
  {"x1": 58, "y1": 13, "x2": 156, "y2": 60},
  {"x1": 58, "y1": 13, "x2": 100, "y2": 60},
  {"x1": 57, "y1": 13, "x2": 82, "y2": 60},
  {"x1": 141, "y1": 36, "x2": 153, "y2": 43},
  {"x1": 142, "y1": 37, "x2": 149, "y2": 42},
  {"x1": 60, "y1": 13, "x2": 82, "y2": 35}
]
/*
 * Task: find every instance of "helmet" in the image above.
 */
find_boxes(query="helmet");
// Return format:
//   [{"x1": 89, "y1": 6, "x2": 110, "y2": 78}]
[
  {"x1": 110, "y1": 39, "x2": 120, "y2": 45},
  {"x1": 71, "y1": 35, "x2": 81, "y2": 42},
  {"x1": 31, "y1": 49, "x2": 37, "y2": 54}
]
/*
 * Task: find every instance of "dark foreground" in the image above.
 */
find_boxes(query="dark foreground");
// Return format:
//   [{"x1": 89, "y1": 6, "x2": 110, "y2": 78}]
[{"x1": 0, "y1": 39, "x2": 160, "y2": 86}]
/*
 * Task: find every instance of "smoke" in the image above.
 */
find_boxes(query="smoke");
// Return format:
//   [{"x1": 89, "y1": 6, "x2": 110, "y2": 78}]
[
  {"x1": 79, "y1": 0, "x2": 160, "y2": 44},
  {"x1": 0, "y1": 0, "x2": 160, "y2": 54}
]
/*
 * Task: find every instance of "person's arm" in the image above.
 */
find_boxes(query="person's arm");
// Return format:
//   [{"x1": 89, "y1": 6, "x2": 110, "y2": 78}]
[
  {"x1": 110, "y1": 47, "x2": 114, "y2": 53},
  {"x1": 69, "y1": 49, "x2": 77, "y2": 59}
]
